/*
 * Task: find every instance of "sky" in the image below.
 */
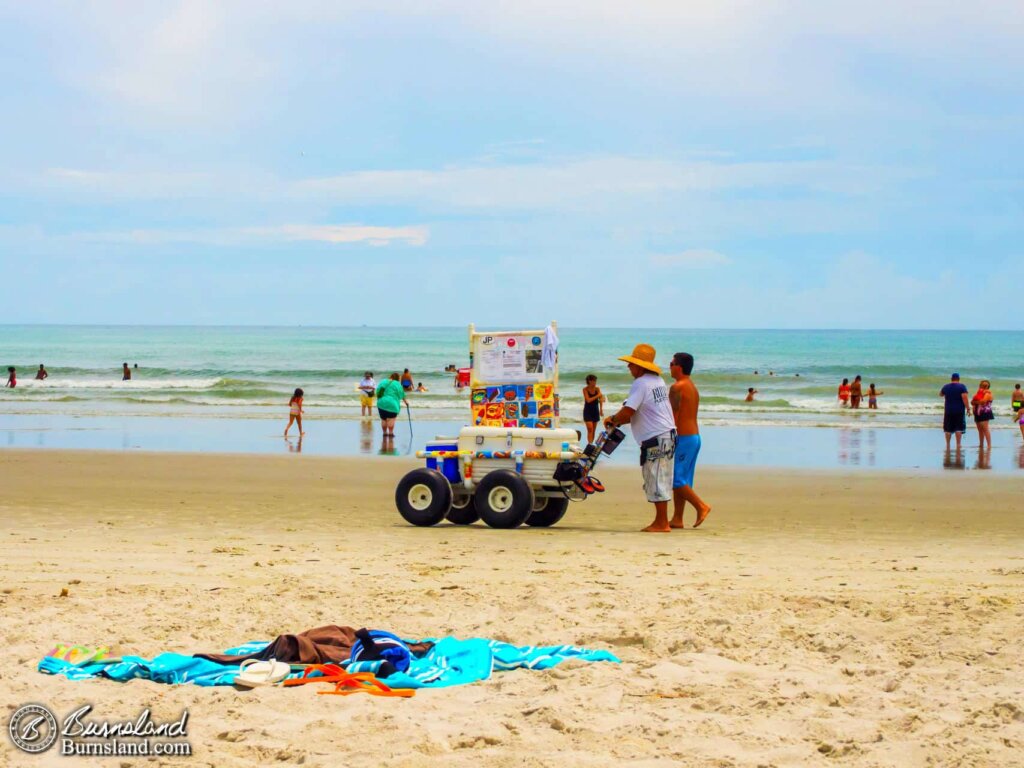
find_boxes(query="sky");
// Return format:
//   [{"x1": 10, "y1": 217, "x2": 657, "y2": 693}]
[{"x1": 1, "y1": 1, "x2": 1023, "y2": 328}]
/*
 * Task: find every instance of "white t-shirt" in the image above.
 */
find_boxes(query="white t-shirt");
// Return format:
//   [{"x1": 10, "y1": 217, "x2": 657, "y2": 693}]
[
  {"x1": 359, "y1": 377, "x2": 375, "y2": 395},
  {"x1": 624, "y1": 372, "x2": 675, "y2": 443}
]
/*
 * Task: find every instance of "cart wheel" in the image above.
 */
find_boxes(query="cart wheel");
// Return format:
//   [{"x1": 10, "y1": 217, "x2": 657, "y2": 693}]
[
  {"x1": 447, "y1": 494, "x2": 479, "y2": 525},
  {"x1": 395, "y1": 469, "x2": 452, "y2": 527},
  {"x1": 474, "y1": 470, "x2": 534, "y2": 529},
  {"x1": 526, "y1": 496, "x2": 569, "y2": 527}
]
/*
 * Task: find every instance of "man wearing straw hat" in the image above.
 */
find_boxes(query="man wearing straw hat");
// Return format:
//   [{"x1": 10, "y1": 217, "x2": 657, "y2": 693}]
[{"x1": 604, "y1": 344, "x2": 677, "y2": 532}]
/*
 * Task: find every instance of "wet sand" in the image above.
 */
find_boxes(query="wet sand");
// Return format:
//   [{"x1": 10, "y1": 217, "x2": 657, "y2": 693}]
[{"x1": 1, "y1": 450, "x2": 1021, "y2": 767}]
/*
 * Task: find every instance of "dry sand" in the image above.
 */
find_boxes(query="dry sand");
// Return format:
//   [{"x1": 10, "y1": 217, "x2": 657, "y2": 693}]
[{"x1": 1, "y1": 449, "x2": 1022, "y2": 767}]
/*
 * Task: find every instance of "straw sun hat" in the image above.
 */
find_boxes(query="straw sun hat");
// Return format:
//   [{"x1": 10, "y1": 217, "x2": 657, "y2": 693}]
[{"x1": 618, "y1": 344, "x2": 661, "y2": 375}]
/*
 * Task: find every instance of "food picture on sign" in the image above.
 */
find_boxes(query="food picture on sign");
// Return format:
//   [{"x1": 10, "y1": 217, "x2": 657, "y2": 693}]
[{"x1": 525, "y1": 350, "x2": 542, "y2": 374}]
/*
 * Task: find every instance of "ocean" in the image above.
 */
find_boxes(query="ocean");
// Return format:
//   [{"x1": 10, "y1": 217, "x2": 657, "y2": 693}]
[
  {"x1": 2, "y1": 325, "x2": 1022, "y2": 429},
  {"x1": 3, "y1": 326, "x2": 1023, "y2": 471}
]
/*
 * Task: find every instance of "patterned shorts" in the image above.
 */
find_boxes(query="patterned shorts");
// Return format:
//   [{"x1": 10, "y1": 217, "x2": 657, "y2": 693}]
[{"x1": 640, "y1": 432, "x2": 676, "y2": 503}]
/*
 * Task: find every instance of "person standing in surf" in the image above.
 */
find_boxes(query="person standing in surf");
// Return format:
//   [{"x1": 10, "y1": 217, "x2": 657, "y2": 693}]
[
  {"x1": 35, "y1": 364, "x2": 48, "y2": 381},
  {"x1": 5, "y1": 367, "x2": 15, "y2": 388},
  {"x1": 284, "y1": 388, "x2": 305, "y2": 437},
  {"x1": 850, "y1": 375, "x2": 864, "y2": 409},
  {"x1": 940, "y1": 373, "x2": 970, "y2": 451},
  {"x1": 376, "y1": 373, "x2": 406, "y2": 439},
  {"x1": 122, "y1": 362, "x2": 131, "y2": 381},
  {"x1": 358, "y1": 371, "x2": 376, "y2": 418},
  {"x1": 838, "y1": 378, "x2": 850, "y2": 407},
  {"x1": 971, "y1": 379, "x2": 994, "y2": 451}
]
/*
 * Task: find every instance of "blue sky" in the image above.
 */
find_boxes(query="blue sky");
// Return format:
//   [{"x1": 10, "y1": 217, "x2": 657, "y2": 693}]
[{"x1": 1, "y1": 1, "x2": 1022, "y2": 328}]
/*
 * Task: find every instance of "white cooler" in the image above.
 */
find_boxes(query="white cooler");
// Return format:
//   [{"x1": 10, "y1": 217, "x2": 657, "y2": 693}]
[{"x1": 456, "y1": 426, "x2": 581, "y2": 487}]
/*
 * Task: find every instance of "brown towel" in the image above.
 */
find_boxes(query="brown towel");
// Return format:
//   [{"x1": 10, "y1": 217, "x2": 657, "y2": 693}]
[{"x1": 195, "y1": 625, "x2": 432, "y2": 665}]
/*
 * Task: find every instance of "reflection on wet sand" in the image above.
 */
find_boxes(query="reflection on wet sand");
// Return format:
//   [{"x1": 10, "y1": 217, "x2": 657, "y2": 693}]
[
  {"x1": 943, "y1": 448, "x2": 965, "y2": 470},
  {"x1": 838, "y1": 428, "x2": 877, "y2": 467},
  {"x1": 359, "y1": 420, "x2": 373, "y2": 454},
  {"x1": 973, "y1": 446, "x2": 990, "y2": 470}
]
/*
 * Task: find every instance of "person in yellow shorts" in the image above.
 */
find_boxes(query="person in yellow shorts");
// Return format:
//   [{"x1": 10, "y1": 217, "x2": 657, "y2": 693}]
[{"x1": 358, "y1": 371, "x2": 376, "y2": 418}]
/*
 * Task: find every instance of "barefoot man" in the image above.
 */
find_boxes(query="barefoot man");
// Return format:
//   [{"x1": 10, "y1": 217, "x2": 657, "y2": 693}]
[
  {"x1": 604, "y1": 344, "x2": 676, "y2": 532},
  {"x1": 668, "y1": 352, "x2": 712, "y2": 528}
]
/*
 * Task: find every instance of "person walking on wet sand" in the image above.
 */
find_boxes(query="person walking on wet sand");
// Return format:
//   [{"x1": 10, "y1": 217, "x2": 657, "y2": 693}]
[
  {"x1": 604, "y1": 344, "x2": 676, "y2": 533},
  {"x1": 668, "y1": 352, "x2": 711, "y2": 528}
]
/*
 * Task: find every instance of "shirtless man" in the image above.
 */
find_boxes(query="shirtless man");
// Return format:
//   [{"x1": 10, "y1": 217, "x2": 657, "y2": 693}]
[
  {"x1": 122, "y1": 362, "x2": 131, "y2": 381},
  {"x1": 35, "y1": 364, "x2": 48, "y2": 380},
  {"x1": 668, "y1": 353, "x2": 712, "y2": 528}
]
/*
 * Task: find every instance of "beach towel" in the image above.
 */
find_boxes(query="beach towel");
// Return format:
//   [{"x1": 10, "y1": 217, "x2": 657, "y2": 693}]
[{"x1": 39, "y1": 636, "x2": 618, "y2": 689}]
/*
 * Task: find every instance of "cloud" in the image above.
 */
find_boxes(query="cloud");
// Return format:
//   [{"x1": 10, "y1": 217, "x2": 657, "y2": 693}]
[
  {"x1": 649, "y1": 250, "x2": 731, "y2": 269},
  {"x1": 245, "y1": 224, "x2": 429, "y2": 247},
  {"x1": 296, "y1": 156, "x2": 905, "y2": 211},
  {"x1": 34, "y1": 155, "x2": 908, "y2": 211},
  {"x1": 68, "y1": 224, "x2": 428, "y2": 248}
]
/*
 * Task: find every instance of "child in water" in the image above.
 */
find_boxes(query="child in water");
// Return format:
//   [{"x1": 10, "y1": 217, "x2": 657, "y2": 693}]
[
  {"x1": 285, "y1": 388, "x2": 305, "y2": 437},
  {"x1": 5, "y1": 367, "x2": 15, "y2": 388},
  {"x1": 867, "y1": 383, "x2": 883, "y2": 409}
]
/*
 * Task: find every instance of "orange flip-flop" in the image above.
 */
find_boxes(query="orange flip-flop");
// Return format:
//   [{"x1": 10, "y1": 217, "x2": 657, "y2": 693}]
[{"x1": 283, "y1": 664, "x2": 414, "y2": 698}]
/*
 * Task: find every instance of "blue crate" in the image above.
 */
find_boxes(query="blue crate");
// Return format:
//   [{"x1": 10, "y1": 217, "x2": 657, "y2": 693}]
[{"x1": 424, "y1": 440, "x2": 461, "y2": 484}]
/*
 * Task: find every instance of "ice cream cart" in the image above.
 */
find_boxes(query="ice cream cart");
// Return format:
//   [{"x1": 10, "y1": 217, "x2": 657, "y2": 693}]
[{"x1": 394, "y1": 323, "x2": 619, "y2": 528}]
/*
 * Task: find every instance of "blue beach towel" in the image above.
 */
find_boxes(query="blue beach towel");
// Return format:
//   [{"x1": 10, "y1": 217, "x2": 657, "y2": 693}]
[{"x1": 39, "y1": 637, "x2": 618, "y2": 689}]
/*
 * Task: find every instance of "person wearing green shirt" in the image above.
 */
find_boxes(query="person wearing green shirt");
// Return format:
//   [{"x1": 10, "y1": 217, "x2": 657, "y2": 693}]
[{"x1": 376, "y1": 372, "x2": 405, "y2": 438}]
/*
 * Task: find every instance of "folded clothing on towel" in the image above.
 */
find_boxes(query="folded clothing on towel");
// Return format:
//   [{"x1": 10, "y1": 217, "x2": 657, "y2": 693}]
[{"x1": 194, "y1": 625, "x2": 433, "y2": 666}]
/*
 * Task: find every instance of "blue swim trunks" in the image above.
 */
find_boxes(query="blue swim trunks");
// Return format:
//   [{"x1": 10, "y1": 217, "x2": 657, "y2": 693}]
[{"x1": 673, "y1": 434, "x2": 702, "y2": 489}]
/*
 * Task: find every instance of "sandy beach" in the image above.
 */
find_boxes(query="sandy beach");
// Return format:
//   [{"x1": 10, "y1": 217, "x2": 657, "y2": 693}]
[{"x1": 1, "y1": 449, "x2": 1022, "y2": 767}]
